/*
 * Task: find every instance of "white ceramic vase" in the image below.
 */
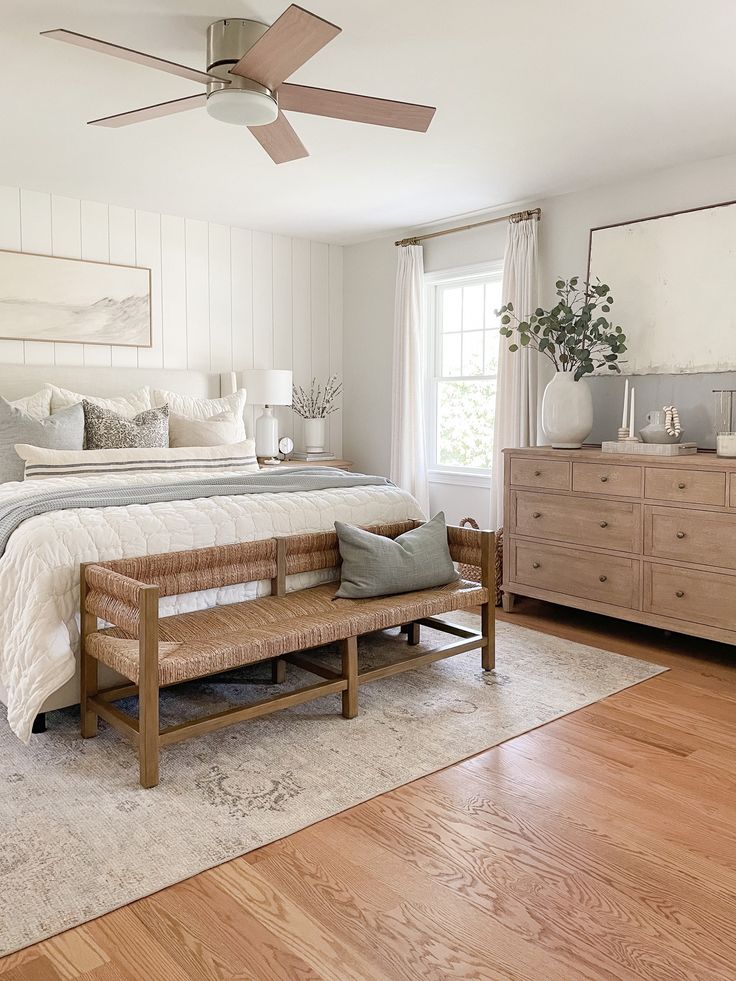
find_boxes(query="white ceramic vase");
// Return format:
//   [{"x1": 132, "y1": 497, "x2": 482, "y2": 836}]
[
  {"x1": 541, "y1": 371, "x2": 593, "y2": 449},
  {"x1": 304, "y1": 417, "x2": 327, "y2": 453}
]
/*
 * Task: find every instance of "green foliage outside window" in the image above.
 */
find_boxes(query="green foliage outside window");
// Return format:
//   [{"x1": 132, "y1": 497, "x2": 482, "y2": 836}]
[{"x1": 437, "y1": 380, "x2": 495, "y2": 468}]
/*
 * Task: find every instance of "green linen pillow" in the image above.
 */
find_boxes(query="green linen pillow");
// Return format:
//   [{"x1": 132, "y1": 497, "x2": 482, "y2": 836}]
[{"x1": 335, "y1": 512, "x2": 459, "y2": 599}]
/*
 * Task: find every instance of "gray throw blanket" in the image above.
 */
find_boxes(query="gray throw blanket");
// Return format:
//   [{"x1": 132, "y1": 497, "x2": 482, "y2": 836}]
[{"x1": 0, "y1": 468, "x2": 393, "y2": 559}]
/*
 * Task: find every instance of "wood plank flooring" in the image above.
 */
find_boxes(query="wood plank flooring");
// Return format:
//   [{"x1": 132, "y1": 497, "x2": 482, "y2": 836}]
[{"x1": 3, "y1": 599, "x2": 736, "y2": 980}]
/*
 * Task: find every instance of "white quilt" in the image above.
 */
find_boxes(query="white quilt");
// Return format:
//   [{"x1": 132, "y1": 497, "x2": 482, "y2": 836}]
[{"x1": 0, "y1": 471, "x2": 423, "y2": 742}]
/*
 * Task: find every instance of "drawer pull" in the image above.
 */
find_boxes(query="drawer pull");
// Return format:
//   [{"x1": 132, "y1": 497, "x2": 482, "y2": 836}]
[
  {"x1": 599, "y1": 575, "x2": 608, "y2": 583},
  {"x1": 532, "y1": 561, "x2": 541, "y2": 569},
  {"x1": 532, "y1": 511, "x2": 541, "y2": 519},
  {"x1": 675, "y1": 590, "x2": 685, "y2": 598},
  {"x1": 600, "y1": 475, "x2": 609, "y2": 483},
  {"x1": 676, "y1": 531, "x2": 686, "y2": 539},
  {"x1": 678, "y1": 482, "x2": 686, "y2": 489},
  {"x1": 534, "y1": 470, "x2": 542, "y2": 477},
  {"x1": 599, "y1": 520, "x2": 608, "y2": 528}
]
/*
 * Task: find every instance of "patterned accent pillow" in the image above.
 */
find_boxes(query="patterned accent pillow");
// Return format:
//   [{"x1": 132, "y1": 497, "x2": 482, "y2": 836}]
[{"x1": 83, "y1": 401, "x2": 169, "y2": 450}]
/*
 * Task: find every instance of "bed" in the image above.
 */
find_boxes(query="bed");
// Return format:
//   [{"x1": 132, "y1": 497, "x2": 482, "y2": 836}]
[{"x1": 0, "y1": 368, "x2": 422, "y2": 742}]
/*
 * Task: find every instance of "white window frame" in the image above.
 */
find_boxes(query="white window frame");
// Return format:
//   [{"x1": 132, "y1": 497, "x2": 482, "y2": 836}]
[{"x1": 425, "y1": 261, "x2": 503, "y2": 487}]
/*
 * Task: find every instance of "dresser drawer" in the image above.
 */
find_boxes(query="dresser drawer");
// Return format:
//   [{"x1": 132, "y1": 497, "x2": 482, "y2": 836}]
[
  {"x1": 511, "y1": 491, "x2": 640, "y2": 552},
  {"x1": 645, "y1": 506, "x2": 736, "y2": 570},
  {"x1": 644, "y1": 467, "x2": 726, "y2": 507},
  {"x1": 573, "y1": 462, "x2": 642, "y2": 498},
  {"x1": 644, "y1": 563, "x2": 736, "y2": 631},
  {"x1": 509, "y1": 457, "x2": 570, "y2": 490},
  {"x1": 731, "y1": 474, "x2": 736, "y2": 509},
  {"x1": 512, "y1": 541, "x2": 639, "y2": 609}
]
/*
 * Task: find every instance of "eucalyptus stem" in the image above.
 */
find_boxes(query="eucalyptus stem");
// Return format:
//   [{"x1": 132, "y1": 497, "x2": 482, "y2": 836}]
[{"x1": 497, "y1": 276, "x2": 627, "y2": 381}]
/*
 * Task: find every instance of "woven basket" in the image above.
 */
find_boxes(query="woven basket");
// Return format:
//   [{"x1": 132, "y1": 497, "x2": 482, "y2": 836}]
[{"x1": 457, "y1": 518, "x2": 503, "y2": 607}]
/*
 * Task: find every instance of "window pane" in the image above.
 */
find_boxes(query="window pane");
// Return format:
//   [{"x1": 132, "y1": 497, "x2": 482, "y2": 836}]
[
  {"x1": 462, "y1": 284, "x2": 484, "y2": 331},
  {"x1": 441, "y1": 332, "x2": 462, "y2": 376},
  {"x1": 462, "y1": 330, "x2": 484, "y2": 375},
  {"x1": 441, "y1": 287, "x2": 462, "y2": 332},
  {"x1": 485, "y1": 281, "x2": 503, "y2": 325},
  {"x1": 437, "y1": 379, "x2": 496, "y2": 468},
  {"x1": 484, "y1": 327, "x2": 500, "y2": 375}
]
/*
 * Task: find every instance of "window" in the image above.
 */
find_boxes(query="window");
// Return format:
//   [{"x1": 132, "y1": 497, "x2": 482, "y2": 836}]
[{"x1": 426, "y1": 263, "x2": 503, "y2": 477}]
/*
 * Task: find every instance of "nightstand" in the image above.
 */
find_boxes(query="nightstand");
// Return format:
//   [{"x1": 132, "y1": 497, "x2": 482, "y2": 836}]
[{"x1": 261, "y1": 459, "x2": 354, "y2": 471}]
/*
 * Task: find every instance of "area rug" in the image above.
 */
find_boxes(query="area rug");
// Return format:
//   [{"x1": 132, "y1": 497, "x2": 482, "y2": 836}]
[{"x1": 0, "y1": 615, "x2": 665, "y2": 955}]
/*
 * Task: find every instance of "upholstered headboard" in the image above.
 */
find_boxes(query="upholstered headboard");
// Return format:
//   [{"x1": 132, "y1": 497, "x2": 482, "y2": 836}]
[{"x1": 0, "y1": 365, "x2": 226, "y2": 402}]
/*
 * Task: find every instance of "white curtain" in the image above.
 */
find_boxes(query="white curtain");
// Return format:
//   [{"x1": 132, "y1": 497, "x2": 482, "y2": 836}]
[
  {"x1": 490, "y1": 217, "x2": 540, "y2": 529},
  {"x1": 390, "y1": 244, "x2": 430, "y2": 515}
]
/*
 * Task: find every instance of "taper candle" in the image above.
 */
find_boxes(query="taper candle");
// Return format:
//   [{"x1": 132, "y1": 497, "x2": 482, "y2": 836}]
[
  {"x1": 628, "y1": 387, "x2": 636, "y2": 438},
  {"x1": 621, "y1": 378, "x2": 629, "y2": 428}
]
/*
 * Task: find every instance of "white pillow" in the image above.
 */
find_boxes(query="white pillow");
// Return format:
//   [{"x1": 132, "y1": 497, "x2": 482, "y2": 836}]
[
  {"x1": 168, "y1": 411, "x2": 243, "y2": 448},
  {"x1": 16, "y1": 440, "x2": 259, "y2": 480},
  {"x1": 50, "y1": 384, "x2": 152, "y2": 418},
  {"x1": 153, "y1": 388, "x2": 246, "y2": 438},
  {"x1": 8, "y1": 387, "x2": 53, "y2": 420}
]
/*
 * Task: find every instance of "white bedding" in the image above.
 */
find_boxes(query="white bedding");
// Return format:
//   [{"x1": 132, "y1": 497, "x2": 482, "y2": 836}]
[{"x1": 0, "y1": 470, "x2": 423, "y2": 742}]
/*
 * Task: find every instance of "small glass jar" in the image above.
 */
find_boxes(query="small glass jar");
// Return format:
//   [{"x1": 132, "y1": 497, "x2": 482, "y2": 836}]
[{"x1": 714, "y1": 390, "x2": 736, "y2": 457}]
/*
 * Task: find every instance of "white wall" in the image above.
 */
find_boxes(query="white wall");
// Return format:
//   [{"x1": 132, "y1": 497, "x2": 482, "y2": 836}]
[
  {"x1": 342, "y1": 149, "x2": 736, "y2": 522},
  {"x1": 0, "y1": 185, "x2": 343, "y2": 453}
]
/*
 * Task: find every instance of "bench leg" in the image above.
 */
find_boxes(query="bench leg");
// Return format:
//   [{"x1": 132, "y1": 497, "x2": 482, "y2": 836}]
[
  {"x1": 139, "y1": 587, "x2": 160, "y2": 789},
  {"x1": 481, "y1": 531, "x2": 496, "y2": 672},
  {"x1": 341, "y1": 636, "x2": 358, "y2": 720},
  {"x1": 407, "y1": 622, "x2": 421, "y2": 646},
  {"x1": 481, "y1": 600, "x2": 495, "y2": 671},
  {"x1": 80, "y1": 598, "x2": 99, "y2": 739},
  {"x1": 270, "y1": 658, "x2": 286, "y2": 684}
]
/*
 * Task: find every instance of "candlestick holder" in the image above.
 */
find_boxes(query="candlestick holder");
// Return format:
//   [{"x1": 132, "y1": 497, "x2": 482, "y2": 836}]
[{"x1": 617, "y1": 426, "x2": 629, "y2": 441}]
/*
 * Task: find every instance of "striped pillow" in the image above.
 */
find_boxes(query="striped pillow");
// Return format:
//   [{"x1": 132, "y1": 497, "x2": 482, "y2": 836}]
[{"x1": 14, "y1": 440, "x2": 259, "y2": 480}]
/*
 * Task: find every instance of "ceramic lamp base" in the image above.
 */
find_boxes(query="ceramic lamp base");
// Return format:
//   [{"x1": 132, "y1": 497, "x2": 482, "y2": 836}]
[{"x1": 255, "y1": 406, "x2": 279, "y2": 458}]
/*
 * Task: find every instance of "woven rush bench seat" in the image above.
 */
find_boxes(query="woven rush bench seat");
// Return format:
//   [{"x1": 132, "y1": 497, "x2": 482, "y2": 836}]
[
  {"x1": 80, "y1": 520, "x2": 495, "y2": 788},
  {"x1": 89, "y1": 579, "x2": 487, "y2": 686}
]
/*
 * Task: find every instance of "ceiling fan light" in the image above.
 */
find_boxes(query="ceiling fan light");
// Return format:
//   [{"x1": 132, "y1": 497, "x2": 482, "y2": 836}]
[{"x1": 206, "y1": 88, "x2": 278, "y2": 127}]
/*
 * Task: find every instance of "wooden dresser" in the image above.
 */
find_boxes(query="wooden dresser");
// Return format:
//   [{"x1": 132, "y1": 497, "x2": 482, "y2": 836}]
[{"x1": 502, "y1": 447, "x2": 736, "y2": 645}]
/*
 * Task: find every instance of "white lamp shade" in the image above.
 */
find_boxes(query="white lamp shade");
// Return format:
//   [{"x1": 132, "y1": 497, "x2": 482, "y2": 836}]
[{"x1": 243, "y1": 369, "x2": 293, "y2": 406}]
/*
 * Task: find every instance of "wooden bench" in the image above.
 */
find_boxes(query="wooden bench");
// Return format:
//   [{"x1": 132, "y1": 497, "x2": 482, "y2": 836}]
[{"x1": 80, "y1": 520, "x2": 495, "y2": 787}]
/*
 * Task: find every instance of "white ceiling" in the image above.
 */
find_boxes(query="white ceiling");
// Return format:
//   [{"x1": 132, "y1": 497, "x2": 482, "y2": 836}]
[{"x1": 3, "y1": 0, "x2": 736, "y2": 243}]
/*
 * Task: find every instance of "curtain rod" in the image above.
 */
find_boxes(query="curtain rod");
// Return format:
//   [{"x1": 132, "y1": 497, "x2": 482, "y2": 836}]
[{"x1": 394, "y1": 207, "x2": 541, "y2": 247}]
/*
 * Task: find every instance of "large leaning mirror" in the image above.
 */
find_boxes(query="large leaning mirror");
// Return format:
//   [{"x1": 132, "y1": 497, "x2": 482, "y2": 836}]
[{"x1": 587, "y1": 199, "x2": 736, "y2": 374}]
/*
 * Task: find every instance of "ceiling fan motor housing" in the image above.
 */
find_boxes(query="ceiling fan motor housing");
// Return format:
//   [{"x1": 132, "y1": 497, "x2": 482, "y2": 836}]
[{"x1": 205, "y1": 19, "x2": 278, "y2": 126}]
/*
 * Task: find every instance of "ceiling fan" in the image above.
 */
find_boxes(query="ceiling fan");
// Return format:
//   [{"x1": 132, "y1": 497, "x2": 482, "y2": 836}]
[{"x1": 41, "y1": 4, "x2": 436, "y2": 164}]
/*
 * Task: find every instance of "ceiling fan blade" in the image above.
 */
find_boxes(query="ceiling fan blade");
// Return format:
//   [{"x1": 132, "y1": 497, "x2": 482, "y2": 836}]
[
  {"x1": 279, "y1": 83, "x2": 436, "y2": 132},
  {"x1": 89, "y1": 93, "x2": 207, "y2": 127},
  {"x1": 249, "y1": 111, "x2": 309, "y2": 164},
  {"x1": 41, "y1": 29, "x2": 223, "y2": 85},
  {"x1": 230, "y1": 5, "x2": 340, "y2": 90}
]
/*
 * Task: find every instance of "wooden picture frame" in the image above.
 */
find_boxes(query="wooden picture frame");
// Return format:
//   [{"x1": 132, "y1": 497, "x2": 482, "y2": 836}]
[{"x1": 0, "y1": 249, "x2": 152, "y2": 348}]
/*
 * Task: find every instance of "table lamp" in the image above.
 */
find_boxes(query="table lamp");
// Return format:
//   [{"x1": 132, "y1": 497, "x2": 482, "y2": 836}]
[{"x1": 243, "y1": 368, "x2": 293, "y2": 465}]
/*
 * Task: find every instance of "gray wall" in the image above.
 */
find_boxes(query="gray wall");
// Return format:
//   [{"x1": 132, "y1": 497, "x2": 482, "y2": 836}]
[{"x1": 588, "y1": 372, "x2": 736, "y2": 449}]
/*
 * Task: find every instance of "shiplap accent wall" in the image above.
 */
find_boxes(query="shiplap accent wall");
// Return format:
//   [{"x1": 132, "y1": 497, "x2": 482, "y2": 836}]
[{"x1": 0, "y1": 185, "x2": 343, "y2": 452}]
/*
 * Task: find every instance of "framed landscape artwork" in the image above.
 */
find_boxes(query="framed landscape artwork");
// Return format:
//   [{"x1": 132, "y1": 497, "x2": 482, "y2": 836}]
[{"x1": 0, "y1": 249, "x2": 152, "y2": 348}]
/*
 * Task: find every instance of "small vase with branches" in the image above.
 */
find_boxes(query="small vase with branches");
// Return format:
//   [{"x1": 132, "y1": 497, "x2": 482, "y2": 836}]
[{"x1": 292, "y1": 376, "x2": 343, "y2": 453}]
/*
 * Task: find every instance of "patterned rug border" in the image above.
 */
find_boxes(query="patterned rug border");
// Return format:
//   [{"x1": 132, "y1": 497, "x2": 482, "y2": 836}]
[{"x1": 0, "y1": 615, "x2": 667, "y2": 957}]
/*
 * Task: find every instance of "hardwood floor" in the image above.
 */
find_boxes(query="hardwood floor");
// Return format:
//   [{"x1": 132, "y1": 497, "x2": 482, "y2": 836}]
[{"x1": 3, "y1": 599, "x2": 736, "y2": 980}]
